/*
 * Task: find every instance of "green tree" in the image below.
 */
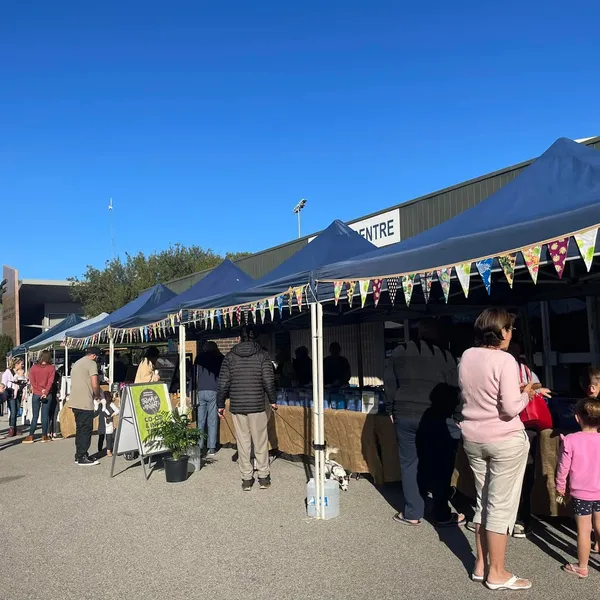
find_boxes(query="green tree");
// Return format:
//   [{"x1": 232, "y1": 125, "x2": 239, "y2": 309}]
[
  {"x1": 70, "y1": 244, "x2": 249, "y2": 316},
  {"x1": 0, "y1": 334, "x2": 14, "y2": 366}
]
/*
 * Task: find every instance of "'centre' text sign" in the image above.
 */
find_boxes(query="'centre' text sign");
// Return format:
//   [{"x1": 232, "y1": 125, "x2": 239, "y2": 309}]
[{"x1": 309, "y1": 209, "x2": 400, "y2": 248}]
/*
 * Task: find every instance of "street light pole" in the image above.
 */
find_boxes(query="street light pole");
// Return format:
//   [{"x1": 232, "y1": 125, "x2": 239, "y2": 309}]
[{"x1": 293, "y1": 198, "x2": 307, "y2": 239}]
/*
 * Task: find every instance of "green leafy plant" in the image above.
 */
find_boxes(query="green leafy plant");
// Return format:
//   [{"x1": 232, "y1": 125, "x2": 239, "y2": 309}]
[{"x1": 144, "y1": 410, "x2": 205, "y2": 460}]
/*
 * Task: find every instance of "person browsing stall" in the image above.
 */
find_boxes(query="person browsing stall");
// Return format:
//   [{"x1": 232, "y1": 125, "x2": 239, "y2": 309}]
[
  {"x1": 217, "y1": 326, "x2": 277, "y2": 491},
  {"x1": 69, "y1": 348, "x2": 104, "y2": 466},
  {"x1": 459, "y1": 308, "x2": 551, "y2": 591},
  {"x1": 23, "y1": 351, "x2": 56, "y2": 444},
  {"x1": 135, "y1": 347, "x2": 161, "y2": 383}
]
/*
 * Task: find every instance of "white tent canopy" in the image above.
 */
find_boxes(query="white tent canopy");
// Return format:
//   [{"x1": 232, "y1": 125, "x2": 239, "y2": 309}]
[{"x1": 28, "y1": 313, "x2": 109, "y2": 352}]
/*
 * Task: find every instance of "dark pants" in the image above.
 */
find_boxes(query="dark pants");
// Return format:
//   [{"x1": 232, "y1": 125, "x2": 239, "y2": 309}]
[
  {"x1": 395, "y1": 414, "x2": 460, "y2": 522},
  {"x1": 73, "y1": 409, "x2": 94, "y2": 460},
  {"x1": 98, "y1": 433, "x2": 115, "y2": 453},
  {"x1": 29, "y1": 394, "x2": 53, "y2": 437},
  {"x1": 8, "y1": 398, "x2": 20, "y2": 430},
  {"x1": 517, "y1": 429, "x2": 538, "y2": 529},
  {"x1": 48, "y1": 397, "x2": 59, "y2": 436}
]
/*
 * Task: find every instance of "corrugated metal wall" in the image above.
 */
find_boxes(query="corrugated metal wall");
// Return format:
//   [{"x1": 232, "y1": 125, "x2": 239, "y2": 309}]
[
  {"x1": 233, "y1": 239, "x2": 308, "y2": 279},
  {"x1": 290, "y1": 322, "x2": 384, "y2": 387}
]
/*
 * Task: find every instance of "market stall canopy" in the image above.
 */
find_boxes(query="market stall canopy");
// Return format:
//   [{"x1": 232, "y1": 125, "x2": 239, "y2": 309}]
[
  {"x1": 181, "y1": 219, "x2": 376, "y2": 310},
  {"x1": 10, "y1": 314, "x2": 84, "y2": 356},
  {"x1": 316, "y1": 137, "x2": 600, "y2": 282},
  {"x1": 67, "y1": 284, "x2": 176, "y2": 339},
  {"x1": 28, "y1": 312, "x2": 109, "y2": 351},
  {"x1": 110, "y1": 260, "x2": 254, "y2": 329}
]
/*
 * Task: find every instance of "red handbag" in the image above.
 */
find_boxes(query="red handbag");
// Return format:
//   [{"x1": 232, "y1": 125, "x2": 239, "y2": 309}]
[{"x1": 518, "y1": 365, "x2": 553, "y2": 431}]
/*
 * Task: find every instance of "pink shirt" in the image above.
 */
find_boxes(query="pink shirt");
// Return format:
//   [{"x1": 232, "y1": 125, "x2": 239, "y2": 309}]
[
  {"x1": 459, "y1": 347, "x2": 529, "y2": 444},
  {"x1": 556, "y1": 432, "x2": 600, "y2": 501}
]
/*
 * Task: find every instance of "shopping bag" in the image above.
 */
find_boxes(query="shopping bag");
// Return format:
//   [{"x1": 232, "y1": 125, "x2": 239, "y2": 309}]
[{"x1": 518, "y1": 363, "x2": 553, "y2": 431}]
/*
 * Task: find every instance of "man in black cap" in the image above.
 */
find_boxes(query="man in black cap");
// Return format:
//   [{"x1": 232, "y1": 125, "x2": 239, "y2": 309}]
[{"x1": 69, "y1": 347, "x2": 103, "y2": 466}]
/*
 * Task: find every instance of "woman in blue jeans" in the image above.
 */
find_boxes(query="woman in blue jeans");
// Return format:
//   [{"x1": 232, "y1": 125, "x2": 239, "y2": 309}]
[
  {"x1": 23, "y1": 351, "x2": 56, "y2": 444},
  {"x1": 2, "y1": 358, "x2": 25, "y2": 437},
  {"x1": 194, "y1": 341, "x2": 223, "y2": 457}
]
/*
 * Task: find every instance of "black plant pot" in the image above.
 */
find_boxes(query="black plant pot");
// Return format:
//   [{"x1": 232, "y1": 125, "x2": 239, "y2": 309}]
[{"x1": 164, "y1": 455, "x2": 189, "y2": 483}]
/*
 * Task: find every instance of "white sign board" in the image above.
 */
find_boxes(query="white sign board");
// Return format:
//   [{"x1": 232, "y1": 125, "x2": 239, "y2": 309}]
[{"x1": 309, "y1": 208, "x2": 400, "y2": 248}]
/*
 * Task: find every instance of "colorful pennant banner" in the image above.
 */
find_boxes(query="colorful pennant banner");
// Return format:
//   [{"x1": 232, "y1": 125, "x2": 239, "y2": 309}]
[
  {"x1": 498, "y1": 253, "x2": 517, "y2": 288},
  {"x1": 387, "y1": 277, "x2": 399, "y2": 305},
  {"x1": 402, "y1": 274, "x2": 415, "y2": 306},
  {"x1": 476, "y1": 258, "x2": 493, "y2": 294},
  {"x1": 436, "y1": 268, "x2": 451, "y2": 303},
  {"x1": 372, "y1": 279, "x2": 383, "y2": 307},
  {"x1": 548, "y1": 238, "x2": 569, "y2": 278},
  {"x1": 574, "y1": 228, "x2": 597, "y2": 272},
  {"x1": 359, "y1": 279, "x2": 370, "y2": 308}
]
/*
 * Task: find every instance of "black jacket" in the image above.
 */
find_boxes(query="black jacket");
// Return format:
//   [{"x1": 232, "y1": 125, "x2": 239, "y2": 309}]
[{"x1": 217, "y1": 341, "x2": 276, "y2": 414}]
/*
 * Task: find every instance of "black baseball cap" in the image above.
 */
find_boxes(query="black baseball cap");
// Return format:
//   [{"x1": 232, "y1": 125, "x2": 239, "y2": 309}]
[{"x1": 86, "y1": 347, "x2": 102, "y2": 357}]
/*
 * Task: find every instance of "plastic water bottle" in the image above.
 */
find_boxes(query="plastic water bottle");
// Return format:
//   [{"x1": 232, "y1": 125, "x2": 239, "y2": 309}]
[{"x1": 306, "y1": 478, "x2": 340, "y2": 519}]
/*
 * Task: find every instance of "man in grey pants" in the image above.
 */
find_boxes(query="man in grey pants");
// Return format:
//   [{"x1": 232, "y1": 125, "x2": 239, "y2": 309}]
[{"x1": 217, "y1": 327, "x2": 277, "y2": 491}]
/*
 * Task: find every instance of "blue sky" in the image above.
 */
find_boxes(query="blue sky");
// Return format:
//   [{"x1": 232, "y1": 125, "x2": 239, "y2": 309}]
[{"x1": 1, "y1": 1, "x2": 599, "y2": 280}]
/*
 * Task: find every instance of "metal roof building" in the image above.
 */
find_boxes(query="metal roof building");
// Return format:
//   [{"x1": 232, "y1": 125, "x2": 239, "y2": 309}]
[{"x1": 165, "y1": 136, "x2": 600, "y2": 294}]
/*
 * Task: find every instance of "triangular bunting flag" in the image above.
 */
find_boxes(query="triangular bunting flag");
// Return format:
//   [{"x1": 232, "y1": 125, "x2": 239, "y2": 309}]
[
  {"x1": 259, "y1": 301, "x2": 266, "y2": 323},
  {"x1": 548, "y1": 238, "x2": 569, "y2": 278},
  {"x1": 346, "y1": 281, "x2": 356, "y2": 307},
  {"x1": 419, "y1": 273, "x2": 433, "y2": 304},
  {"x1": 334, "y1": 282, "x2": 343, "y2": 306},
  {"x1": 574, "y1": 228, "x2": 597, "y2": 272},
  {"x1": 372, "y1": 279, "x2": 383, "y2": 307},
  {"x1": 456, "y1": 263, "x2": 471, "y2": 298},
  {"x1": 209, "y1": 309, "x2": 215, "y2": 329},
  {"x1": 294, "y1": 287, "x2": 304, "y2": 311},
  {"x1": 287, "y1": 288, "x2": 293, "y2": 313},
  {"x1": 436, "y1": 268, "x2": 451, "y2": 303},
  {"x1": 250, "y1": 304, "x2": 256, "y2": 323},
  {"x1": 522, "y1": 246, "x2": 542, "y2": 284},
  {"x1": 276, "y1": 295, "x2": 284, "y2": 316},
  {"x1": 402, "y1": 274, "x2": 415, "y2": 306},
  {"x1": 498, "y1": 253, "x2": 517, "y2": 288},
  {"x1": 387, "y1": 277, "x2": 399, "y2": 305},
  {"x1": 235, "y1": 306, "x2": 241, "y2": 324},
  {"x1": 476, "y1": 258, "x2": 493, "y2": 294},
  {"x1": 359, "y1": 279, "x2": 370, "y2": 308},
  {"x1": 268, "y1": 297, "x2": 276, "y2": 321},
  {"x1": 243, "y1": 307, "x2": 249, "y2": 324},
  {"x1": 216, "y1": 309, "x2": 222, "y2": 328}
]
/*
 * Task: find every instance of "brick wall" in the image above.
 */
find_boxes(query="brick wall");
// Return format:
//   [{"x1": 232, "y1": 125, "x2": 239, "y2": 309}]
[{"x1": 209, "y1": 336, "x2": 240, "y2": 355}]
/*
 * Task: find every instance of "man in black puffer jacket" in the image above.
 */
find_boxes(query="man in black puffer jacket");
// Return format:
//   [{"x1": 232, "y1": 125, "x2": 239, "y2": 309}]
[{"x1": 217, "y1": 326, "x2": 276, "y2": 491}]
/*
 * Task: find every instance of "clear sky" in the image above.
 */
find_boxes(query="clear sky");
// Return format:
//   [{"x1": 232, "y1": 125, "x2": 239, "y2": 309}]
[{"x1": 1, "y1": 0, "x2": 599, "y2": 280}]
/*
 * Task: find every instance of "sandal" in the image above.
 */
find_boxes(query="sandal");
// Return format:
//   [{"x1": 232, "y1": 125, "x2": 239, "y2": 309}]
[
  {"x1": 562, "y1": 564, "x2": 588, "y2": 578},
  {"x1": 392, "y1": 513, "x2": 422, "y2": 526},
  {"x1": 486, "y1": 575, "x2": 532, "y2": 591},
  {"x1": 471, "y1": 573, "x2": 484, "y2": 582},
  {"x1": 435, "y1": 513, "x2": 466, "y2": 528}
]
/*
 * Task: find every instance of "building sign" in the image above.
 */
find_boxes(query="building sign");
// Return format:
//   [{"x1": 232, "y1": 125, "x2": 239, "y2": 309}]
[
  {"x1": 309, "y1": 209, "x2": 401, "y2": 248},
  {"x1": 2, "y1": 266, "x2": 20, "y2": 346}
]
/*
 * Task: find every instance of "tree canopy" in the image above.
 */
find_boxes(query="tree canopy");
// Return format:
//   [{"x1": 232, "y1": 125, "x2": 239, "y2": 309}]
[{"x1": 70, "y1": 244, "x2": 251, "y2": 316}]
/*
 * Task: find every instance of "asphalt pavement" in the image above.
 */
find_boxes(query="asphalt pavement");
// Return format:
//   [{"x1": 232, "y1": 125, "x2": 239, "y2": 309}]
[{"x1": 0, "y1": 414, "x2": 598, "y2": 600}]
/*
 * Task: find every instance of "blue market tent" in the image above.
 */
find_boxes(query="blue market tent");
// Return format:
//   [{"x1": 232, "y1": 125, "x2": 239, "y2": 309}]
[
  {"x1": 67, "y1": 284, "x2": 176, "y2": 339},
  {"x1": 28, "y1": 313, "x2": 109, "y2": 351},
  {"x1": 111, "y1": 260, "x2": 254, "y2": 329},
  {"x1": 10, "y1": 314, "x2": 84, "y2": 356},
  {"x1": 181, "y1": 220, "x2": 376, "y2": 310},
  {"x1": 316, "y1": 138, "x2": 600, "y2": 283}
]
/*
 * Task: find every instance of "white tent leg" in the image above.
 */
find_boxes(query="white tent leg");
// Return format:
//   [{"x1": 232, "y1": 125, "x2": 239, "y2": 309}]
[
  {"x1": 310, "y1": 303, "x2": 322, "y2": 518},
  {"x1": 64, "y1": 346, "x2": 69, "y2": 375},
  {"x1": 316, "y1": 302, "x2": 326, "y2": 519},
  {"x1": 108, "y1": 334, "x2": 115, "y2": 385},
  {"x1": 179, "y1": 324, "x2": 187, "y2": 414}
]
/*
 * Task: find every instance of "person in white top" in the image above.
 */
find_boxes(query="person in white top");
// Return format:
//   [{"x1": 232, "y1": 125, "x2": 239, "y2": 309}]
[
  {"x1": 2, "y1": 358, "x2": 25, "y2": 437},
  {"x1": 94, "y1": 395, "x2": 120, "y2": 457}
]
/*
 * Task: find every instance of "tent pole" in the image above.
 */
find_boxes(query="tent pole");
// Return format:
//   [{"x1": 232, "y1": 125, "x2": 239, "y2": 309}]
[
  {"x1": 108, "y1": 333, "x2": 115, "y2": 385},
  {"x1": 316, "y1": 301, "x2": 326, "y2": 519},
  {"x1": 25, "y1": 351, "x2": 29, "y2": 375},
  {"x1": 310, "y1": 302, "x2": 321, "y2": 518},
  {"x1": 64, "y1": 345, "x2": 69, "y2": 376},
  {"x1": 179, "y1": 323, "x2": 187, "y2": 413}
]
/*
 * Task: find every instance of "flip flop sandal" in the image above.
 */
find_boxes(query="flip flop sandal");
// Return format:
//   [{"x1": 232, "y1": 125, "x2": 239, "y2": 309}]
[
  {"x1": 392, "y1": 513, "x2": 422, "y2": 526},
  {"x1": 486, "y1": 575, "x2": 532, "y2": 591},
  {"x1": 435, "y1": 514, "x2": 467, "y2": 528},
  {"x1": 562, "y1": 564, "x2": 588, "y2": 578}
]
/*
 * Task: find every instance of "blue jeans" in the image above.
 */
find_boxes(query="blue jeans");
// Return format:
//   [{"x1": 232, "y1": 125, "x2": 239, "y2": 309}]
[
  {"x1": 30, "y1": 394, "x2": 52, "y2": 437},
  {"x1": 197, "y1": 390, "x2": 218, "y2": 451},
  {"x1": 8, "y1": 398, "x2": 20, "y2": 429}
]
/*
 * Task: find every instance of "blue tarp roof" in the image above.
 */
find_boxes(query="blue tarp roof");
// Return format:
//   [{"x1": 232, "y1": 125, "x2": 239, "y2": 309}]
[
  {"x1": 10, "y1": 314, "x2": 84, "y2": 356},
  {"x1": 316, "y1": 138, "x2": 600, "y2": 282},
  {"x1": 28, "y1": 313, "x2": 109, "y2": 350},
  {"x1": 181, "y1": 220, "x2": 376, "y2": 310},
  {"x1": 68, "y1": 284, "x2": 176, "y2": 339},
  {"x1": 111, "y1": 260, "x2": 254, "y2": 329}
]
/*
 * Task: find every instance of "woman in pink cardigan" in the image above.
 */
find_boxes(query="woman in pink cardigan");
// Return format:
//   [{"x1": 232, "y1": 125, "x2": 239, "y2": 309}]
[{"x1": 459, "y1": 308, "x2": 550, "y2": 591}]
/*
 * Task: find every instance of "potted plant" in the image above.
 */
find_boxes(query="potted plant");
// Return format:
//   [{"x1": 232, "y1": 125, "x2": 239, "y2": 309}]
[{"x1": 145, "y1": 410, "x2": 205, "y2": 483}]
